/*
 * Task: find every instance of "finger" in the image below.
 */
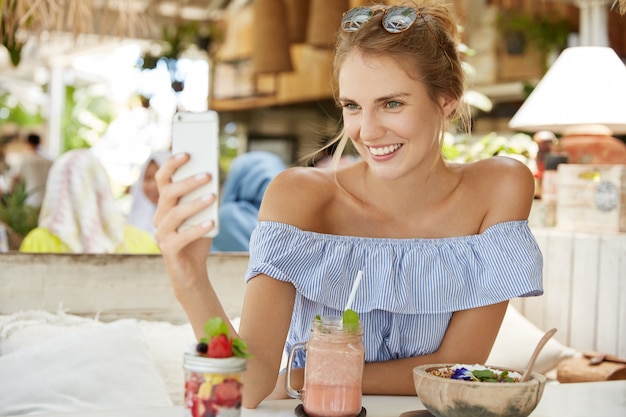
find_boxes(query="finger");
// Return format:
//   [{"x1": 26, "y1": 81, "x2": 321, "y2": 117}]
[
  {"x1": 154, "y1": 193, "x2": 217, "y2": 245},
  {"x1": 159, "y1": 191, "x2": 216, "y2": 232},
  {"x1": 155, "y1": 153, "x2": 189, "y2": 188},
  {"x1": 154, "y1": 171, "x2": 213, "y2": 226},
  {"x1": 158, "y1": 220, "x2": 215, "y2": 256},
  {"x1": 154, "y1": 154, "x2": 190, "y2": 221}
]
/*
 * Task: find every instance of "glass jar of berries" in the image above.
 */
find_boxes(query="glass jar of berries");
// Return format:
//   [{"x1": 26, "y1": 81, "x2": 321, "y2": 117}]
[{"x1": 183, "y1": 352, "x2": 247, "y2": 417}]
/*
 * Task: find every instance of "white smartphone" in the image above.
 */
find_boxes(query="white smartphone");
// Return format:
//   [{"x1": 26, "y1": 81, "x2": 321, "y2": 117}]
[{"x1": 171, "y1": 110, "x2": 220, "y2": 238}]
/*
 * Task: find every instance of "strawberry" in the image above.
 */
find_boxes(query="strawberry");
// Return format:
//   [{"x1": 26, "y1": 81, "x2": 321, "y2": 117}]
[
  {"x1": 199, "y1": 317, "x2": 251, "y2": 358},
  {"x1": 207, "y1": 334, "x2": 233, "y2": 358},
  {"x1": 213, "y1": 379, "x2": 242, "y2": 408}
]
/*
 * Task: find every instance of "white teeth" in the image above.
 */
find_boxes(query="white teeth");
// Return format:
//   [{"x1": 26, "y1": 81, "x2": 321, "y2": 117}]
[{"x1": 369, "y1": 144, "x2": 401, "y2": 156}]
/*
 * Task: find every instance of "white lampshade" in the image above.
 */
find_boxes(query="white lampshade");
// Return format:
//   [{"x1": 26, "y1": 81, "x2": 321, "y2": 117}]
[{"x1": 508, "y1": 46, "x2": 626, "y2": 135}]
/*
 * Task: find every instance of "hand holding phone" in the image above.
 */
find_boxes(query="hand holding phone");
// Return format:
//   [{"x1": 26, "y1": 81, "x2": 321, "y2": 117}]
[{"x1": 171, "y1": 111, "x2": 220, "y2": 238}]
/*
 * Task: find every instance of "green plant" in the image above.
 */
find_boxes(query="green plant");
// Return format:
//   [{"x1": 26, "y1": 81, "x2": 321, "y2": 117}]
[
  {"x1": 0, "y1": 180, "x2": 39, "y2": 237},
  {"x1": 498, "y1": 10, "x2": 573, "y2": 55},
  {"x1": 0, "y1": 0, "x2": 24, "y2": 66},
  {"x1": 0, "y1": 91, "x2": 45, "y2": 127},
  {"x1": 61, "y1": 84, "x2": 114, "y2": 152},
  {"x1": 443, "y1": 131, "x2": 537, "y2": 169}
]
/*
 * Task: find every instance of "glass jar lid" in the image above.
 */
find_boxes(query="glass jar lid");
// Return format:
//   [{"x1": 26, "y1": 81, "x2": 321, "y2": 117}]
[{"x1": 183, "y1": 353, "x2": 247, "y2": 373}]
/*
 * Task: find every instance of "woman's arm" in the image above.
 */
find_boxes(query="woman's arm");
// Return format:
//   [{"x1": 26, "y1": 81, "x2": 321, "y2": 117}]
[
  {"x1": 238, "y1": 275, "x2": 296, "y2": 405},
  {"x1": 361, "y1": 301, "x2": 509, "y2": 395},
  {"x1": 154, "y1": 153, "x2": 220, "y2": 338},
  {"x1": 154, "y1": 154, "x2": 296, "y2": 408},
  {"x1": 272, "y1": 301, "x2": 509, "y2": 397}
]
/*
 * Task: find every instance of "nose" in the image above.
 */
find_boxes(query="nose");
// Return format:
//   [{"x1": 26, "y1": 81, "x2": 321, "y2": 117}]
[{"x1": 357, "y1": 110, "x2": 385, "y2": 142}]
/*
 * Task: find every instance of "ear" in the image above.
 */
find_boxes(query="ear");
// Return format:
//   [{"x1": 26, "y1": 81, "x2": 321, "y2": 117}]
[{"x1": 439, "y1": 95, "x2": 458, "y2": 118}]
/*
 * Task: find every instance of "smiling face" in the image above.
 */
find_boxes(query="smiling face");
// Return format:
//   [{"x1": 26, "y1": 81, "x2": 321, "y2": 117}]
[{"x1": 338, "y1": 51, "x2": 455, "y2": 180}]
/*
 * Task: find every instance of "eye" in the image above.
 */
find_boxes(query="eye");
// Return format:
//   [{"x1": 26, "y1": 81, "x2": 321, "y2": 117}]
[
  {"x1": 341, "y1": 102, "x2": 360, "y2": 111},
  {"x1": 385, "y1": 100, "x2": 403, "y2": 109}
]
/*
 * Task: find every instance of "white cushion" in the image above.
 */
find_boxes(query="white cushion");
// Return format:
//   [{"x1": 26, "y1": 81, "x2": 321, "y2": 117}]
[
  {"x1": 0, "y1": 310, "x2": 101, "y2": 355},
  {"x1": 0, "y1": 310, "x2": 197, "y2": 406},
  {"x1": 0, "y1": 318, "x2": 172, "y2": 415},
  {"x1": 137, "y1": 319, "x2": 196, "y2": 404},
  {"x1": 487, "y1": 305, "x2": 579, "y2": 374}
]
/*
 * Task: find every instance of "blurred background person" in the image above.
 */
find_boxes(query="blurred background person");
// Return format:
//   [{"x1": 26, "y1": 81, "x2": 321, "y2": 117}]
[
  {"x1": 20, "y1": 149, "x2": 160, "y2": 254},
  {"x1": 8, "y1": 133, "x2": 53, "y2": 209},
  {"x1": 212, "y1": 151, "x2": 285, "y2": 252},
  {"x1": 126, "y1": 151, "x2": 170, "y2": 239}
]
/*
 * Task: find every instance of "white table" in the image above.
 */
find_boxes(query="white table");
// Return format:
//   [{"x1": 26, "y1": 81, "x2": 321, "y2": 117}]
[{"x1": 20, "y1": 380, "x2": 626, "y2": 417}]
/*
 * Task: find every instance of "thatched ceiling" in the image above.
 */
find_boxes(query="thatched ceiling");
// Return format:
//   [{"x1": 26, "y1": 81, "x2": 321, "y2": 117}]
[{"x1": 1, "y1": 0, "x2": 236, "y2": 42}]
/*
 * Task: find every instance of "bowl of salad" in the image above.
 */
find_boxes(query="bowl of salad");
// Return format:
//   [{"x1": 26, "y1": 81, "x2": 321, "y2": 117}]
[{"x1": 413, "y1": 363, "x2": 547, "y2": 417}]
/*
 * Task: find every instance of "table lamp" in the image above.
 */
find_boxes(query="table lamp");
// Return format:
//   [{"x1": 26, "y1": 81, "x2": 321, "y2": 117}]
[{"x1": 508, "y1": 46, "x2": 626, "y2": 164}]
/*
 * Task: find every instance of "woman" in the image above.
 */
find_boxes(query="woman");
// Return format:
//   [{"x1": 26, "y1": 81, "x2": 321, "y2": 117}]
[
  {"x1": 20, "y1": 149, "x2": 159, "y2": 254},
  {"x1": 154, "y1": 1, "x2": 542, "y2": 407},
  {"x1": 127, "y1": 151, "x2": 171, "y2": 238}
]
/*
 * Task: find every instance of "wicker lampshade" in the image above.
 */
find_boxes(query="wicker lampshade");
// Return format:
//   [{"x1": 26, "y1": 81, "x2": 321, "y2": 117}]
[
  {"x1": 251, "y1": 0, "x2": 293, "y2": 75},
  {"x1": 284, "y1": 0, "x2": 310, "y2": 43},
  {"x1": 306, "y1": 0, "x2": 350, "y2": 48},
  {"x1": 218, "y1": 1, "x2": 254, "y2": 62}
]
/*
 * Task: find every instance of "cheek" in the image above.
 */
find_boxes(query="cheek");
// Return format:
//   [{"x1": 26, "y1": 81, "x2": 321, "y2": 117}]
[
  {"x1": 342, "y1": 113, "x2": 361, "y2": 141},
  {"x1": 143, "y1": 181, "x2": 159, "y2": 204}
]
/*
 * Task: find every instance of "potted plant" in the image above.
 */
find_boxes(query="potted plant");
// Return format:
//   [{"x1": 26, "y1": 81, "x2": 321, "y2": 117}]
[
  {"x1": 498, "y1": 9, "x2": 573, "y2": 57},
  {"x1": 0, "y1": 181, "x2": 39, "y2": 249}
]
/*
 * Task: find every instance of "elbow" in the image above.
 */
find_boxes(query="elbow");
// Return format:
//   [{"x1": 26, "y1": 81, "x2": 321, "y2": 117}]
[
  {"x1": 242, "y1": 397, "x2": 262, "y2": 409},
  {"x1": 241, "y1": 385, "x2": 275, "y2": 409}
]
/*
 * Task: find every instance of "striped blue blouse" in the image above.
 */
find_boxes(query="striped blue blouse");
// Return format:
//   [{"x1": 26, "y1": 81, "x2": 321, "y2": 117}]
[{"x1": 245, "y1": 220, "x2": 543, "y2": 367}]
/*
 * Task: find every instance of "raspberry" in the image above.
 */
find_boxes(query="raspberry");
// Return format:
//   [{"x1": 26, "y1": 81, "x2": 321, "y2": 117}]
[{"x1": 207, "y1": 334, "x2": 233, "y2": 358}]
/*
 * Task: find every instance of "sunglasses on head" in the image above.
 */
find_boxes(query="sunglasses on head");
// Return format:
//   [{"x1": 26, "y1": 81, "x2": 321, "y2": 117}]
[{"x1": 341, "y1": 6, "x2": 418, "y2": 34}]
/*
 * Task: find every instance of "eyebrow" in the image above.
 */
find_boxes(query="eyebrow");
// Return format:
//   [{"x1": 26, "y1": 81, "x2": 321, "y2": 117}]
[{"x1": 338, "y1": 92, "x2": 411, "y2": 104}]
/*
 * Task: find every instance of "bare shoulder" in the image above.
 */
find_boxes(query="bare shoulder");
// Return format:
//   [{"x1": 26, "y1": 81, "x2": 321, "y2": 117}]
[
  {"x1": 258, "y1": 166, "x2": 337, "y2": 228},
  {"x1": 460, "y1": 157, "x2": 535, "y2": 227},
  {"x1": 467, "y1": 156, "x2": 534, "y2": 183}
]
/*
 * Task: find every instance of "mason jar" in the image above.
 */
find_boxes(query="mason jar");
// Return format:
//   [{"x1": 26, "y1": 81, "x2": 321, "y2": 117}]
[
  {"x1": 183, "y1": 353, "x2": 247, "y2": 417},
  {"x1": 286, "y1": 316, "x2": 365, "y2": 417}
]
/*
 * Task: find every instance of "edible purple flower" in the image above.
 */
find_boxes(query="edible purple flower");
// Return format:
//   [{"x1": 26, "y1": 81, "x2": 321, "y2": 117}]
[{"x1": 451, "y1": 367, "x2": 475, "y2": 381}]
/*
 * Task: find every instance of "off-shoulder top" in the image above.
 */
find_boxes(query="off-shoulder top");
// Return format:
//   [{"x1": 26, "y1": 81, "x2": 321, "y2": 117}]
[{"x1": 245, "y1": 220, "x2": 543, "y2": 367}]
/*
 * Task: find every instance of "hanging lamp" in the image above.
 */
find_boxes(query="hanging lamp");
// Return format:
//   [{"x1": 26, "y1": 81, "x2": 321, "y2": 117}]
[
  {"x1": 306, "y1": 0, "x2": 350, "y2": 49},
  {"x1": 251, "y1": 0, "x2": 293, "y2": 75}
]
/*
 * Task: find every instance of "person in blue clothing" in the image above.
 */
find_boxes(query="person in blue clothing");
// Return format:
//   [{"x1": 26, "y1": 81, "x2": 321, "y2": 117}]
[
  {"x1": 211, "y1": 151, "x2": 286, "y2": 252},
  {"x1": 153, "y1": 0, "x2": 543, "y2": 408}
]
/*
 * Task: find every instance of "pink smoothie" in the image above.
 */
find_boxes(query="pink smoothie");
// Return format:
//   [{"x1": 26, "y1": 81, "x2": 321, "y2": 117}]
[{"x1": 303, "y1": 383, "x2": 362, "y2": 417}]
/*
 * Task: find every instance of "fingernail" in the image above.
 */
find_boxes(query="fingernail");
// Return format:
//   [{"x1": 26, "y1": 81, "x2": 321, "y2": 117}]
[
  {"x1": 200, "y1": 194, "x2": 213, "y2": 202},
  {"x1": 174, "y1": 153, "x2": 186, "y2": 159},
  {"x1": 201, "y1": 220, "x2": 215, "y2": 228},
  {"x1": 195, "y1": 173, "x2": 208, "y2": 181}
]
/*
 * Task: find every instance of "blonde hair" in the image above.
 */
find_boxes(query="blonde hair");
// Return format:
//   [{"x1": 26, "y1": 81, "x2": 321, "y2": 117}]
[{"x1": 327, "y1": 0, "x2": 470, "y2": 167}]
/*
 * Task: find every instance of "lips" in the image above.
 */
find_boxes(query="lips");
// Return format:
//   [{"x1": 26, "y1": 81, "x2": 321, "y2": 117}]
[{"x1": 368, "y1": 144, "x2": 402, "y2": 156}]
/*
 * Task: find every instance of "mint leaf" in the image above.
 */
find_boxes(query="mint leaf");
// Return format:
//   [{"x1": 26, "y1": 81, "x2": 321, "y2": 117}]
[
  {"x1": 472, "y1": 370, "x2": 497, "y2": 381},
  {"x1": 342, "y1": 309, "x2": 359, "y2": 324},
  {"x1": 204, "y1": 317, "x2": 230, "y2": 338},
  {"x1": 232, "y1": 338, "x2": 253, "y2": 358},
  {"x1": 342, "y1": 309, "x2": 359, "y2": 332}
]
